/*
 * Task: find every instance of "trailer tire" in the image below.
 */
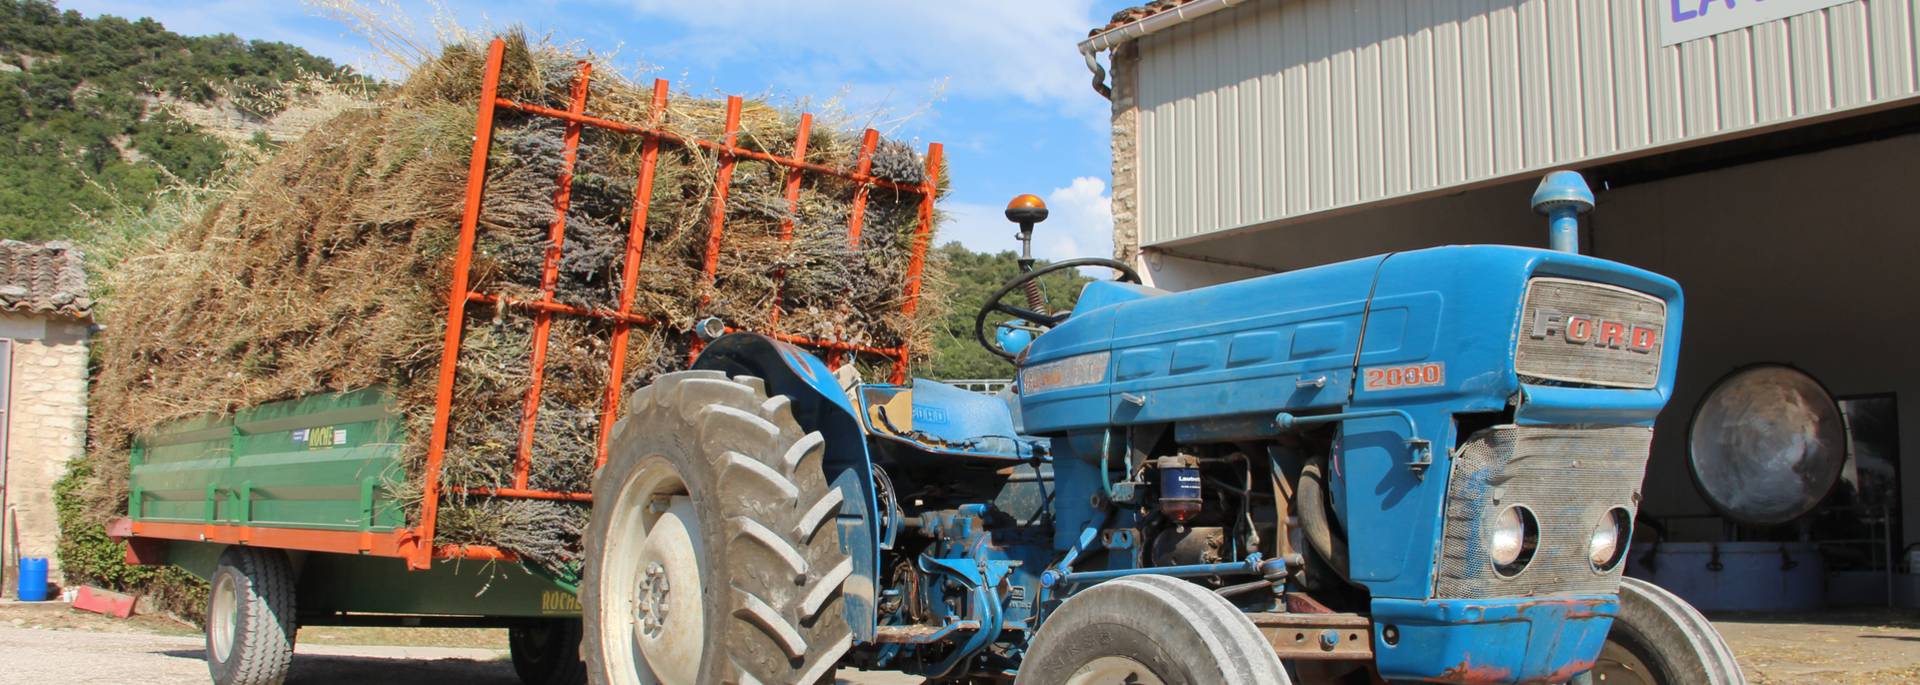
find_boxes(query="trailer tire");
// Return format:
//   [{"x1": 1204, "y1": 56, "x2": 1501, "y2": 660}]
[
  {"x1": 510, "y1": 618, "x2": 587, "y2": 685},
  {"x1": 583, "y1": 371, "x2": 853, "y2": 685},
  {"x1": 205, "y1": 547, "x2": 296, "y2": 685},
  {"x1": 1589, "y1": 577, "x2": 1745, "y2": 685},
  {"x1": 1016, "y1": 575, "x2": 1290, "y2": 685}
]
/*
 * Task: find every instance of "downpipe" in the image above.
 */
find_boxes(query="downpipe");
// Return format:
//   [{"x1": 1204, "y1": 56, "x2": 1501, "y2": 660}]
[{"x1": 1078, "y1": 0, "x2": 1249, "y2": 97}]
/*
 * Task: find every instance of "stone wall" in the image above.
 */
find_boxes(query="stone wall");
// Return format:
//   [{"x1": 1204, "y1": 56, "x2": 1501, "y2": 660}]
[
  {"x1": 1, "y1": 312, "x2": 90, "y2": 582},
  {"x1": 1108, "y1": 42, "x2": 1141, "y2": 265}
]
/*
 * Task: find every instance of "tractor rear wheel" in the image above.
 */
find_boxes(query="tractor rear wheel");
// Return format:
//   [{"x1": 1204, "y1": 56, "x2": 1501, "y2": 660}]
[
  {"x1": 582, "y1": 371, "x2": 854, "y2": 685},
  {"x1": 510, "y1": 618, "x2": 587, "y2": 685},
  {"x1": 1587, "y1": 577, "x2": 1744, "y2": 684},
  {"x1": 1016, "y1": 575, "x2": 1290, "y2": 685},
  {"x1": 205, "y1": 547, "x2": 296, "y2": 685}
]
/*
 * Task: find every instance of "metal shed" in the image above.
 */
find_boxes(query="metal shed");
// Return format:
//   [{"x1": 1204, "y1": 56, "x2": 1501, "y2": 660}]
[{"x1": 1085, "y1": 0, "x2": 1920, "y2": 608}]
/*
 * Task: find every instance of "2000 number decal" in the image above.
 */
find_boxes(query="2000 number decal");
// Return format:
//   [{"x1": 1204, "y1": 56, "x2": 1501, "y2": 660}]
[{"x1": 1362, "y1": 362, "x2": 1445, "y2": 391}]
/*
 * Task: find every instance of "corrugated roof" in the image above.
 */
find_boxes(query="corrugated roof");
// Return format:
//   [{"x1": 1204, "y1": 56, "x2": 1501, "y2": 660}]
[{"x1": 0, "y1": 240, "x2": 91, "y2": 319}]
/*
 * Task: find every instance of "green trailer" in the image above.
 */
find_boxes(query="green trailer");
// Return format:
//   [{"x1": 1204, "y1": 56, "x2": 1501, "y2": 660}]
[
  {"x1": 108, "y1": 38, "x2": 943, "y2": 685},
  {"x1": 115, "y1": 388, "x2": 590, "y2": 683},
  {"x1": 116, "y1": 388, "x2": 590, "y2": 680}
]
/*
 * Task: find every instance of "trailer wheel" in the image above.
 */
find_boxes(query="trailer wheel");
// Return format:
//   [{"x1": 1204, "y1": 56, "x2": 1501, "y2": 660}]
[
  {"x1": 205, "y1": 547, "x2": 296, "y2": 685},
  {"x1": 1016, "y1": 575, "x2": 1290, "y2": 685},
  {"x1": 583, "y1": 371, "x2": 853, "y2": 685},
  {"x1": 1588, "y1": 577, "x2": 1744, "y2": 684},
  {"x1": 510, "y1": 618, "x2": 587, "y2": 685}
]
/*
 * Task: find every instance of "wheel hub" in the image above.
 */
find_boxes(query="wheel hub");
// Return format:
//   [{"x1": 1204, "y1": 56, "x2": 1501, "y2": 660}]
[
  {"x1": 1593, "y1": 639, "x2": 1660, "y2": 685},
  {"x1": 1066, "y1": 656, "x2": 1167, "y2": 685},
  {"x1": 208, "y1": 574, "x2": 239, "y2": 663},
  {"x1": 600, "y1": 463, "x2": 708, "y2": 685},
  {"x1": 634, "y1": 561, "x2": 672, "y2": 638}
]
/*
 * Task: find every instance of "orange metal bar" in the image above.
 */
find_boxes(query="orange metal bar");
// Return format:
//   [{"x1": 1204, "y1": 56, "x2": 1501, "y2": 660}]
[
  {"x1": 453, "y1": 486, "x2": 596, "y2": 502},
  {"x1": 130, "y1": 520, "x2": 518, "y2": 562},
  {"x1": 514, "y1": 62, "x2": 593, "y2": 491},
  {"x1": 689, "y1": 96, "x2": 743, "y2": 364},
  {"x1": 845, "y1": 129, "x2": 880, "y2": 245},
  {"x1": 820, "y1": 130, "x2": 881, "y2": 371},
  {"x1": 468, "y1": 292, "x2": 658, "y2": 326},
  {"x1": 492, "y1": 99, "x2": 931, "y2": 195},
  {"x1": 768, "y1": 113, "x2": 813, "y2": 331},
  {"x1": 596, "y1": 78, "x2": 671, "y2": 465},
  {"x1": 714, "y1": 325, "x2": 909, "y2": 356},
  {"x1": 780, "y1": 114, "x2": 813, "y2": 241},
  {"x1": 901, "y1": 143, "x2": 944, "y2": 318},
  {"x1": 433, "y1": 544, "x2": 520, "y2": 562},
  {"x1": 895, "y1": 143, "x2": 945, "y2": 383},
  {"x1": 414, "y1": 37, "x2": 507, "y2": 571},
  {"x1": 131, "y1": 520, "x2": 415, "y2": 558}
]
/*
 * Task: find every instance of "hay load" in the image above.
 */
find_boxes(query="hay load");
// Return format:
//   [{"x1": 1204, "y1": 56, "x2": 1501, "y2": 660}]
[{"x1": 86, "y1": 34, "x2": 945, "y2": 574}]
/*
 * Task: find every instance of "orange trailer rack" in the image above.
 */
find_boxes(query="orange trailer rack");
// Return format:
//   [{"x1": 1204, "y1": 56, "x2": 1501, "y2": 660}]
[{"x1": 126, "y1": 37, "x2": 943, "y2": 571}]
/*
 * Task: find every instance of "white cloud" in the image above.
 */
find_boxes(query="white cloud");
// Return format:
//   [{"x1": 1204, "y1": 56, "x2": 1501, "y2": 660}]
[
  {"x1": 582, "y1": 0, "x2": 1111, "y2": 121},
  {"x1": 940, "y1": 177, "x2": 1113, "y2": 263},
  {"x1": 1041, "y1": 176, "x2": 1115, "y2": 261}
]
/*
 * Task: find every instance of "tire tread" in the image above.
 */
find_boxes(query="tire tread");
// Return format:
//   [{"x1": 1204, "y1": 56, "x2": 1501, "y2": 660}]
[
  {"x1": 208, "y1": 548, "x2": 296, "y2": 685},
  {"x1": 584, "y1": 371, "x2": 853, "y2": 685}
]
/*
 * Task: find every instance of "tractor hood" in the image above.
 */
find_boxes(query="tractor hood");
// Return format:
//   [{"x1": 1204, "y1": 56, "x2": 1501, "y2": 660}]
[
  {"x1": 1016, "y1": 253, "x2": 1384, "y2": 433},
  {"x1": 1014, "y1": 245, "x2": 1681, "y2": 436}
]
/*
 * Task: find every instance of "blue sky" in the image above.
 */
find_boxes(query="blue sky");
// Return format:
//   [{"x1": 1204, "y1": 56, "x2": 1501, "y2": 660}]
[{"x1": 59, "y1": 0, "x2": 1142, "y2": 261}]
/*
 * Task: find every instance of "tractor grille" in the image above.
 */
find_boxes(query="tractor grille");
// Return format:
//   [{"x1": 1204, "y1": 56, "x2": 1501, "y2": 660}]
[
  {"x1": 1514, "y1": 278, "x2": 1666, "y2": 389},
  {"x1": 1435, "y1": 426, "x2": 1652, "y2": 599}
]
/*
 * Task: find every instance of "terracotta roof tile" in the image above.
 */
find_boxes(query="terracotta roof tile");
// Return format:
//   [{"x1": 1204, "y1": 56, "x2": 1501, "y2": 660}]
[
  {"x1": 0, "y1": 240, "x2": 91, "y2": 319},
  {"x1": 1090, "y1": 0, "x2": 1202, "y2": 38}
]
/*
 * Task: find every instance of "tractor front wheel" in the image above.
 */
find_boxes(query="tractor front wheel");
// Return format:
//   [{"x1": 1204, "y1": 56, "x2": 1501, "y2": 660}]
[
  {"x1": 582, "y1": 371, "x2": 854, "y2": 685},
  {"x1": 1016, "y1": 575, "x2": 1291, "y2": 685},
  {"x1": 1587, "y1": 577, "x2": 1744, "y2": 684}
]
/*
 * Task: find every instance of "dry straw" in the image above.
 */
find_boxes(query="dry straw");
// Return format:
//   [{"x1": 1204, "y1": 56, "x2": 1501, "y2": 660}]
[{"x1": 84, "y1": 32, "x2": 945, "y2": 574}]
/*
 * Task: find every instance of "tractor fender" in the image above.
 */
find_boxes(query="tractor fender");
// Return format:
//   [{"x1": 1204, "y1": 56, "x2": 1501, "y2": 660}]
[{"x1": 691, "y1": 333, "x2": 883, "y2": 641}]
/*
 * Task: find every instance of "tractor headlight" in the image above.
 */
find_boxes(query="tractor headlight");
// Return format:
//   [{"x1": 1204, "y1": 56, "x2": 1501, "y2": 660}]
[
  {"x1": 1590, "y1": 508, "x2": 1631, "y2": 571},
  {"x1": 1489, "y1": 504, "x2": 1538, "y2": 576}
]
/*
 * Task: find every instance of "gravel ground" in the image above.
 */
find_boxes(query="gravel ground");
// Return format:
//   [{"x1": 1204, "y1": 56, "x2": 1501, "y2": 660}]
[
  {"x1": 4, "y1": 601, "x2": 1917, "y2": 683},
  {"x1": 0, "y1": 601, "x2": 916, "y2": 685},
  {"x1": 1709, "y1": 610, "x2": 1920, "y2": 685}
]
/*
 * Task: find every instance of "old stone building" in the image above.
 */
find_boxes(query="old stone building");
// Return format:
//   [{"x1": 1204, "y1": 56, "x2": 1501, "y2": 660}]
[{"x1": 0, "y1": 240, "x2": 91, "y2": 585}]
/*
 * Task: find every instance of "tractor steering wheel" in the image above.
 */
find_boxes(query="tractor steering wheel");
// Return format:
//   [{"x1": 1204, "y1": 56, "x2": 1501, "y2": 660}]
[{"x1": 973, "y1": 257, "x2": 1141, "y2": 361}]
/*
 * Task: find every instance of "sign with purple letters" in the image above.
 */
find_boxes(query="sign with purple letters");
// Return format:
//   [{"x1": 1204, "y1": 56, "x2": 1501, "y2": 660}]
[{"x1": 1659, "y1": 0, "x2": 1854, "y2": 46}]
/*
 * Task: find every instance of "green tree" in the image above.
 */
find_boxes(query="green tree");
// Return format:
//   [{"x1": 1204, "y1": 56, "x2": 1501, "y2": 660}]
[
  {"x1": 0, "y1": 0, "x2": 365, "y2": 241},
  {"x1": 926, "y1": 242, "x2": 1098, "y2": 380}
]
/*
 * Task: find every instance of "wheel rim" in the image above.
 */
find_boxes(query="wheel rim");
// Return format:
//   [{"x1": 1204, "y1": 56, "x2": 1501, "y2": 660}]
[
  {"x1": 209, "y1": 573, "x2": 239, "y2": 663},
  {"x1": 1592, "y1": 639, "x2": 1661, "y2": 685},
  {"x1": 1065, "y1": 656, "x2": 1168, "y2": 685},
  {"x1": 597, "y1": 455, "x2": 706, "y2": 685}
]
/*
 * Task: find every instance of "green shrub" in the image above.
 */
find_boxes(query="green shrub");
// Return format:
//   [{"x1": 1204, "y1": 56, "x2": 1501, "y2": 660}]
[{"x1": 53, "y1": 454, "x2": 207, "y2": 620}]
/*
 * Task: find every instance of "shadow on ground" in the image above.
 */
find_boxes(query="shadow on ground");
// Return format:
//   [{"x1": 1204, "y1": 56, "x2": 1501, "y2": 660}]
[{"x1": 160, "y1": 649, "x2": 519, "y2": 684}]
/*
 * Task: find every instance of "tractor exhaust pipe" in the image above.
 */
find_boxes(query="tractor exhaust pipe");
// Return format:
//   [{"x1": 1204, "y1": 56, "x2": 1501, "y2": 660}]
[{"x1": 1531, "y1": 170, "x2": 1595, "y2": 254}]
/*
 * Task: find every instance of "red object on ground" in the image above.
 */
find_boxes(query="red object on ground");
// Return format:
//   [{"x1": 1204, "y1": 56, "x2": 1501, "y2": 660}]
[{"x1": 72, "y1": 586, "x2": 136, "y2": 619}]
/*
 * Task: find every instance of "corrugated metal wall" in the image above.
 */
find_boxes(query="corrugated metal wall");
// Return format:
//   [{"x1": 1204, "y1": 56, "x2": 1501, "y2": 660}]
[{"x1": 1132, "y1": 0, "x2": 1920, "y2": 246}]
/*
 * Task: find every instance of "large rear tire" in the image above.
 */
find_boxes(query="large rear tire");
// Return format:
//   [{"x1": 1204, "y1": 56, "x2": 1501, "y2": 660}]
[
  {"x1": 205, "y1": 547, "x2": 296, "y2": 685},
  {"x1": 582, "y1": 371, "x2": 854, "y2": 685},
  {"x1": 1015, "y1": 575, "x2": 1290, "y2": 685},
  {"x1": 1588, "y1": 577, "x2": 1744, "y2": 684},
  {"x1": 510, "y1": 618, "x2": 587, "y2": 685}
]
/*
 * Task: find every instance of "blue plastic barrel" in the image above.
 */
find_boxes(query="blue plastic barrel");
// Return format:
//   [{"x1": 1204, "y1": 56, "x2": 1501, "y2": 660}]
[{"x1": 16, "y1": 557, "x2": 49, "y2": 601}]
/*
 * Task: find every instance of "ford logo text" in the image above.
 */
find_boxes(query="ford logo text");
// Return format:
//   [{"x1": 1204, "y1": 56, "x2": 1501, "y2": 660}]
[{"x1": 1529, "y1": 308, "x2": 1660, "y2": 353}]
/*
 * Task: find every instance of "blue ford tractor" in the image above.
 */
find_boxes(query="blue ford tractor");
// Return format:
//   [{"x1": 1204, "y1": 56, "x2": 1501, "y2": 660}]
[{"x1": 581, "y1": 171, "x2": 1742, "y2": 684}]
